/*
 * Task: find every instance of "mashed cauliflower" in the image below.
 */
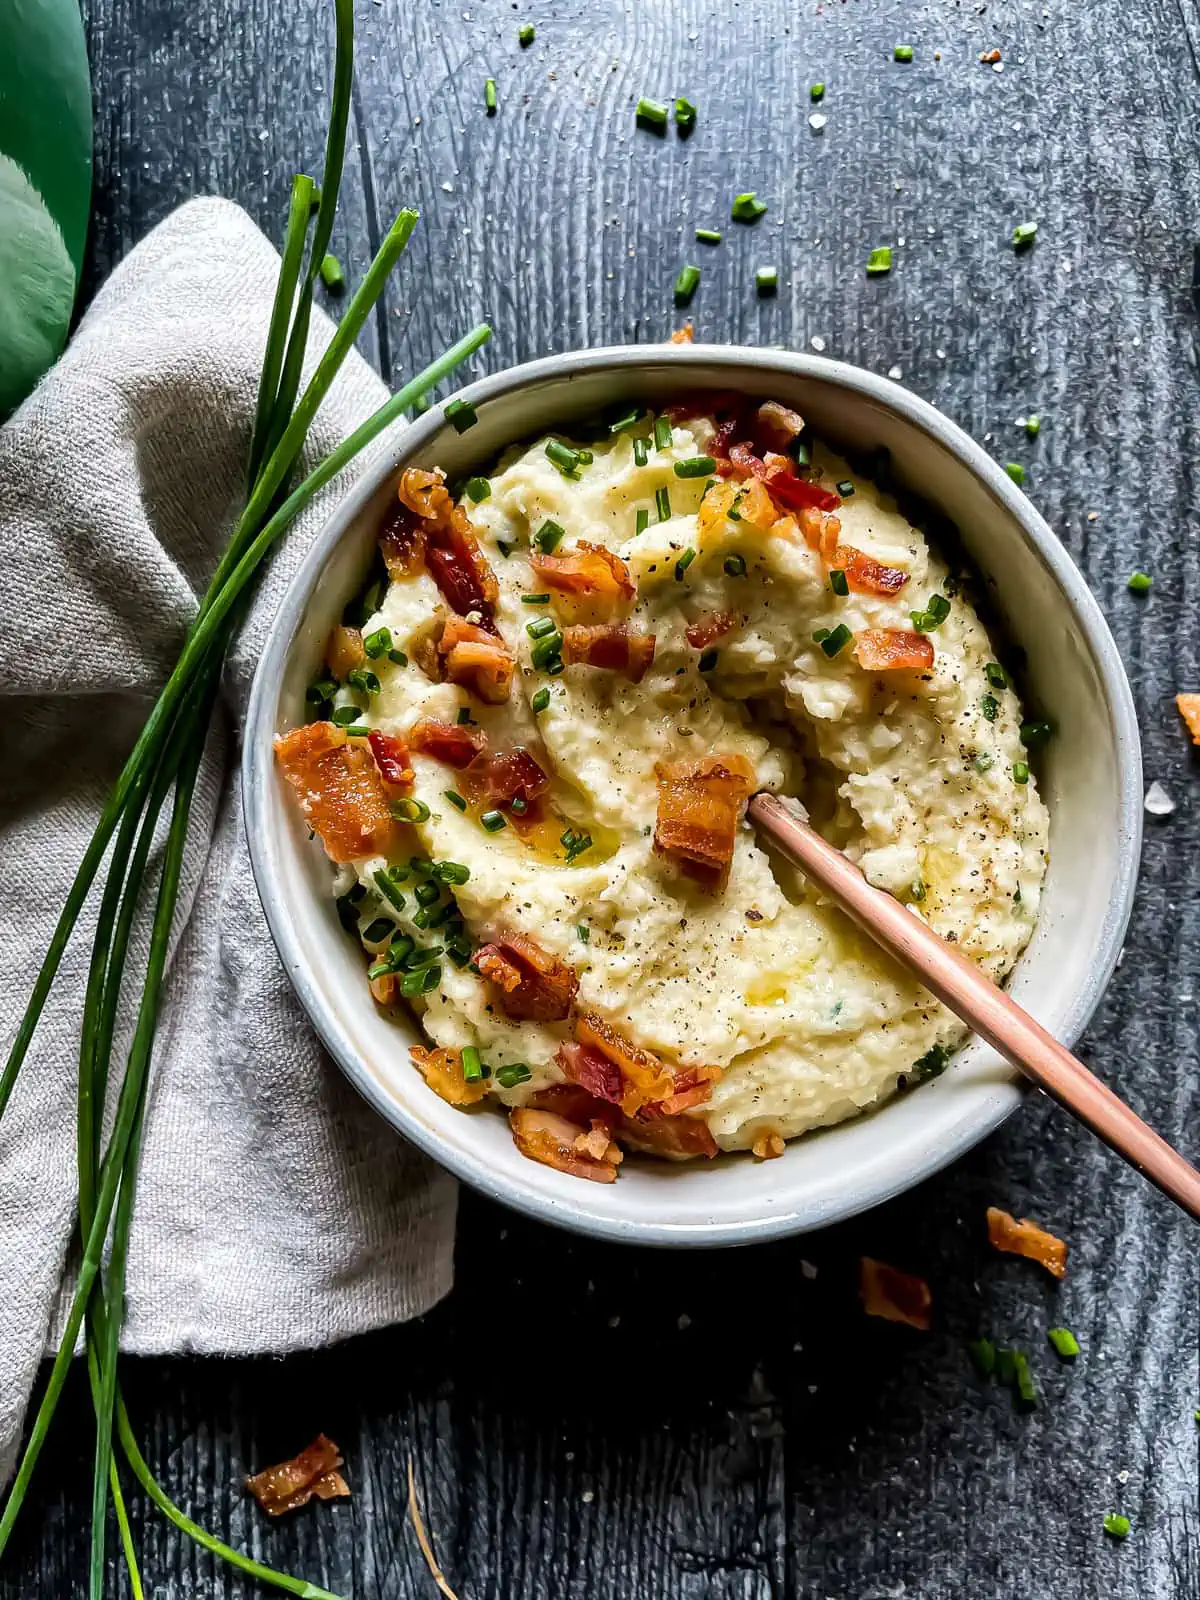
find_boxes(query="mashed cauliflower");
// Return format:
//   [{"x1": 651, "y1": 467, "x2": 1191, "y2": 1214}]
[{"x1": 324, "y1": 406, "x2": 1048, "y2": 1155}]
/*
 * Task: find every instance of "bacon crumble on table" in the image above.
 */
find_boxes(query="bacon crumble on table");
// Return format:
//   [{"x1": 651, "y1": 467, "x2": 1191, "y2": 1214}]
[
  {"x1": 561, "y1": 623, "x2": 656, "y2": 681},
  {"x1": 509, "y1": 1107, "x2": 622, "y2": 1182},
  {"x1": 475, "y1": 931, "x2": 580, "y2": 1021},
  {"x1": 245, "y1": 1435, "x2": 350, "y2": 1517},
  {"x1": 853, "y1": 629, "x2": 936, "y2": 672},
  {"x1": 274, "y1": 722, "x2": 405, "y2": 864},
  {"x1": 653, "y1": 753, "x2": 756, "y2": 888},
  {"x1": 437, "y1": 614, "x2": 514, "y2": 703},
  {"x1": 1176, "y1": 693, "x2": 1200, "y2": 744},
  {"x1": 529, "y1": 541, "x2": 636, "y2": 612},
  {"x1": 407, "y1": 717, "x2": 489, "y2": 769},
  {"x1": 669, "y1": 322, "x2": 695, "y2": 344},
  {"x1": 859, "y1": 1257, "x2": 933, "y2": 1330},
  {"x1": 411, "y1": 1045, "x2": 489, "y2": 1107},
  {"x1": 985, "y1": 1206, "x2": 1068, "y2": 1278}
]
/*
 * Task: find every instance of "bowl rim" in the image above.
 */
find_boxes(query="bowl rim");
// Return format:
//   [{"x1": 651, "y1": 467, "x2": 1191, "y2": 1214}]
[{"x1": 243, "y1": 344, "x2": 1143, "y2": 1246}]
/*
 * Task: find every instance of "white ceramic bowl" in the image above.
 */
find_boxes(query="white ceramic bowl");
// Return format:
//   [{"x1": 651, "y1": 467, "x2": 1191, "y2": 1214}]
[{"x1": 243, "y1": 346, "x2": 1142, "y2": 1246}]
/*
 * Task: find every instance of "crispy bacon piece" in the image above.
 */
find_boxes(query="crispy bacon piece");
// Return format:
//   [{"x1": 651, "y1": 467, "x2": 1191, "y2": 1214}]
[
  {"x1": 686, "y1": 612, "x2": 740, "y2": 650},
  {"x1": 669, "y1": 323, "x2": 695, "y2": 344},
  {"x1": 245, "y1": 1435, "x2": 350, "y2": 1517},
  {"x1": 475, "y1": 931, "x2": 580, "y2": 1021},
  {"x1": 853, "y1": 629, "x2": 935, "y2": 672},
  {"x1": 727, "y1": 441, "x2": 841, "y2": 512},
  {"x1": 408, "y1": 718, "x2": 489, "y2": 769},
  {"x1": 378, "y1": 500, "x2": 427, "y2": 578},
  {"x1": 619, "y1": 1109, "x2": 719, "y2": 1159},
  {"x1": 510, "y1": 1107, "x2": 621, "y2": 1183},
  {"x1": 561, "y1": 624, "x2": 656, "y2": 682},
  {"x1": 396, "y1": 467, "x2": 446, "y2": 520},
  {"x1": 798, "y1": 506, "x2": 841, "y2": 560},
  {"x1": 557, "y1": 1040, "x2": 624, "y2": 1106},
  {"x1": 835, "y1": 545, "x2": 910, "y2": 595},
  {"x1": 859, "y1": 1257, "x2": 932, "y2": 1330},
  {"x1": 572, "y1": 1012, "x2": 676, "y2": 1114},
  {"x1": 643, "y1": 1064, "x2": 720, "y2": 1117},
  {"x1": 410, "y1": 1045, "x2": 488, "y2": 1107},
  {"x1": 325, "y1": 624, "x2": 366, "y2": 680},
  {"x1": 382, "y1": 467, "x2": 500, "y2": 624},
  {"x1": 438, "y1": 615, "x2": 514, "y2": 704},
  {"x1": 529, "y1": 542, "x2": 635, "y2": 611},
  {"x1": 366, "y1": 729, "x2": 414, "y2": 789},
  {"x1": 1176, "y1": 693, "x2": 1200, "y2": 745},
  {"x1": 751, "y1": 401, "x2": 806, "y2": 454},
  {"x1": 368, "y1": 968, "x2": 398, "y2": 1005},
  {"x1": 985, "y1": 1207, "x2": 1068, "y2": 1279},
  {"x1": 426, "y1": 521, "x2": 498, "y2": 624},
  {"x1": 653, "y1": 753, "x2": 755, "y2": 886},
  {"x1": 529, "y1": 1082, "x2": 618, "y2": 1126},
  {"x1": 474, "y1": 746, "x2": 550, "y2": 810},
  {"x1": 752, "y1": 1130, "x2": 786, "y2": 1160},
  {"x1": 275, "y1": 723, "x2": 404, "y2": 864}
]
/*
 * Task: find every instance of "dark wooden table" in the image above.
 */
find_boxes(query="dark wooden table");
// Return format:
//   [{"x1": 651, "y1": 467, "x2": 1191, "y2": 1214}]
[{"x1": 6, "y1": 0, "x2": 1199, "y2": 1595}]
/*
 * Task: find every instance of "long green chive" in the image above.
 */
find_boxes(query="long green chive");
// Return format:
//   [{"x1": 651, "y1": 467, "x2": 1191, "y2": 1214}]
[
  {"x1": 527, "y1": 614, "x2": 557, "y2": 639},
  {"x1": 481, "y1": 809, "x2": 507, "y2": 832},
  {"x1": 319, "y1": 252, "x2": 346, "y2": 292},
  {"x1": 373, "y1": 868, "x2": 406, "y2": 912},
  {"x1": 1048, "y1": 1327, "x2": 1080, "y2": 1360},
  {"x1": 530, "y1": 631, "x2": 564, "y2": 668},
  {"x1": 518, "y1": 22, "x2": 534, "y2": 45},
  {"x1": 696, "y1": 227, "x2": 722, "y2": 244},
  {"x1": 496, "y1": 1062, "x2": 532, "y2": 1088},
  {"x1": 732, "y1": 191, "x2": 768, "y2": 222},
  {"x1": 756, "y1": 265, "x2": 778, "y2": 295},
  {"x1": 1103, "y1": 1514, "x2": 1131, "y2": 1540},
  {"x1": 1128, "y1": 570, "x2": 1152, "y2": 592},
  {"x1": 829, "y1": 569, "x2": 849, "y2": 596},
  {"x1": 531, "y1": 687, "x2": 551, "y2": 713},
  {"x1": 445, "y1": 790, "x2": 467, "y2": 811},
  {"x1": 818, "y1": 623, "x2": 852, "y2": 657},
  {"x1": 545, "y1": 438, "x2": 582, "y2": 476},
  {"x1": 1013, "y1": 761, "x2": 1030, "y2": 784},
  {"x1": 521, "y1": 594, "x2": 550, "y2": 608},
  {"x1": 866, "y1": 245, "x2": 892, "y2": 275},
  {"x1": 414, "y1": 879, "x2": 441, "y2": 907},
  {"x1": 363, "y1": 625, "x2": 392, "y2": 658},
  {"x1": 461, "y1": 1045, "x2": 485, "y2": 1081},
  {"x1": 464, "y1": 475, "x2": 491, "y2": 502},
  {"x1": 674, "y1": 455, "x2": 716, "y2": 478},
  {"x1": 657, "y1": 486, "x2": 673, "y2": 523},
  {"x1": 445, "y1": 397, "x2": 478, "y2": 432},
  {"x1": 674, "y1": 264, "x2": 701, "y2": 306},
  {"x1": 636, "y1": 96, "x2": 668, "y2": 130},
  {"x1": 1004, "y1": 461, "x2": 1026, "y2": 485},
  {"x1": 609, "y1": 405, "x2": 645, "y2": 434},
  {"x1": 893, "y1": 43, "x2": 913, "y2": 61},
  {"x1": 1012, "y1": 220, "x2": 1038, "y2": 249},
  {"x1": 342, "y1": 724, "x2": 370, "y2": 738},
  {"x1": 674, "y1": 95, "x2": 697, "y2": 132},
  {"x1": 724, "y1": 552, "x2": 747, "y2": 576},
  {"x1": 485, "y1": 77, "x2": 498, "y2": 114},
  {"x1": 535, "y1": 519, "x2": 565, "y2": 552},
  {"x1": 674, "y1": 546, "x2": 696, "y2": 578},
  {"x1": 633, "y1": 435, "x2": 650, "y2": 467},
  {"x1": 391, "y1": 796, "x2": 432, "y2": 822}
]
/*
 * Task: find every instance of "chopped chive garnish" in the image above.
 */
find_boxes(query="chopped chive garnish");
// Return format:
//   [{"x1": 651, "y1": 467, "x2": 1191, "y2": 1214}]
[
  {"x1": 1048, "y1": 1327, "x2": 1080, "y2": 1360},
  {"x1": 363, "y1": 626, "x2": 393, "y2": 658},
  {"x1": 731, "y1": 191, "x2": 768, "y2": 223},
  {"x1": 530, "y1": 630, "x2": 564, "y2": 668},
  {"x1": 388, "y1": 648, "x2": 408, "y2": 667},
  {"x1": 409, "y1": 855, "x2": 434, "y2": 874},
  {"x1": 366, "y1": 958, "x2": 395, "y2": 982},
  {"x1": 835, "y1": 479, "x2": 855, "y2": 496},
  {"x1": 527, "y1": 614, "x2": 557, "y2": 639},
  {"x1": 343, "y1": 724, "x2": 370, "y2": 738},
  {"x1": 518, "y1": 22, "x2": 534, "y2": 45},
  {"x1": 1025, "y1": 413, "x2": 1041, "y2": 435},
  {"x1": 810, "y1": 82, "x2": 825, "y2": 101},
  {"x1": 484, "y1": 77, "x2": 497, "y2": 115},
  {"x1": 531, "y1": 687, "x2": 551, "y2": 713},
  {"x1": 457, "y1": 707, "x2": 474, "y2": 726},
  {"x1": 331, "y1": 703, "x2": 360, "y2": 726},
  {"x1": 813, "y1": 627, "x2": 830, "y2": 643},
  {"x1": 674, "y1": 545, "x2": 696, "y2": 578},
  {"x1": 1012, "y1": 220, "x2": 1038, "y2": 249},
  {"x1": 361, "y1": 917, "x2": 394, "y2": 946},
  {"x1": 496, "y1": 1062, "x2": 532, "y2": 1088},
  {"x1": 535, "y1": 519, "x2": 565, "y2": 552},
  {"x1": 461, "y1": 1045, "x2": 485, "y2": 1081},
  {"x1": 495, "y1": 539, "x2": 512, "y2": 558},
  {"x1": 818, "y1": 623, "x2": 852, "y2": 657},
  {"x1": 545, "y1": 438, "x2": 581, "y2": 476},
  {"x1": 791, "y1": 438, "x2": 811, "y2": 467},
  {"x1": 414, "y1": 879, "x2": 441, "y2": 907},
  {"x1": 633, "y1": 435, "x2": 650, "y2": 467},
  {"x1": 695, "y1": 227, "x2": 722, "y2": 245},
  {"x1": 654, "y1": 416, "x2": 673, "y2": 451},
  {"x1": 546, "y1": 658, "x2": 565, "y2": 676},
  {"x1": 636, "y1": 96, "x2": 669, "y2": 130},
  {"x1": 319, "y1": 252, "x2": 346, "y2": 293},
  {"x1": 974, "y1": 753, "x2": 994, "y2": 773},
  {"x1": 413, "y1": 903, "x2": 449, "y2": 930},
  {"x1": 404, "y1": 943, "x2": 442, "y2": 969},
  {"x1": 755, "y1": 265, "x2": 779, "y2": 295},
  {"x1": 480, "y1": 809, "x2": 507, "y2": 832},
  {"x1": 306, "y1": 676, "x2": 338, "y2": 704},
  {"x1": 968, "y1": 1337, "x2": 997, "y2": 1378},
  {"x1": 657, "y1": 486, "x2": 673, "y2": 523},
  {"x1": 1013, "y1": 761, "x2": 1030, "y2": 785},
  {"x1": 609, "y1": 406, "x2": 645, "y2": 434},
  {"x1": 829, "y1": 569, "x2": 849, "y2": 596},
  {"x1": 674, "y1": 455, "x2": 716, "y2": 478},
  {"x1": 444, "y1": 790, "x2": 467, "y2": 811},
  {"x1": 1012, "y1": 1351, "x2": 1038, "y2": 1410},
  {"x1": 674, "y1": 95, "x2": 697, "y2": 132},
  {"x1": 866, "y1": 245, "x2": 892, "y2": 275},
  {"x1": 724, "y1": 552, "x2": 747, "y2": 576},
  {"x1": 575, "y1": 924, "x2": 590, "y2": 945},
  {"x1": 893, "y1": 43, "x2": 913, "y2": 61},
  {"x1": 1020, "y1": 719, "x2": 1052, "y2": 746},
  {"x1": 346, "y1": 666, "x2": 381, "y2": 696},
  {"x1": 576, "y1": 448, "x2": 594, "y2": 465},
  {"x1": 390, "y1": 797, "x2": 432, "y2": 823},
  {"x1": 400, "y1": 963, "x2": 441, "y2": 996},
  {"x1": 1103, "y1": 1514, "x2": 1131, "y2": 1541},
  {"x1": 909, "y1": 877, "x2": 926, "y2": 902},
  {"x1": 509, "y1": 796, "x2": 527, "y2": 815},
  {"x1": 698, "y1": 649, "x2": 719, "y2": 673},
  {"x1": 521, "y1": 592, "x2": 550, "y2": 604},
  {"x1": 984, "y1": 661, "x2": 1008, "y2": 688},
  {"x1": 980, "y1": 693, "x2": 999, "y2": 722},
  {"x1": 911, "y1": 593, "x2": 951, "y2": 632},
  {"x1": 1004, "y1": 461, "x2": 1026, "y2": 485},
  {"x1": 635, "y1": 507, "x2": 650, "y2": 534},
  {"x1": 1128, "y1": 570, "x2": 1152, "y2": 592},
  {"x1": 373, "y1": 869, "x2": 407, "y2": 912},
  {"x1": 464, "y1": 475, "x2": 491, "y2": 502},
  {"x1": 674, "y1": 264, "x2": 701, "y2": 306},
  {"x1": 445, "y1": 398, "x2": 478, "y2": 433}
]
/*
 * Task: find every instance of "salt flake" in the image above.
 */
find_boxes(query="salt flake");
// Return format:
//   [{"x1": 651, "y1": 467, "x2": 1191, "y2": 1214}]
[
  {"x1": 809, "y1": 113, "x2": 827, "y2": 132},
  {"x1": 1145, "y1": 781, "x2": 1175, "y2": 817}
]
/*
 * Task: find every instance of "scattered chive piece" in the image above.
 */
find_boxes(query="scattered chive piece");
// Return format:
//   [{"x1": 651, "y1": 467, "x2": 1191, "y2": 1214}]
[
  {"x1": 484, "y1": 78, "x2": 498, "y2": 115},
  {"x1": 496, "y1": 1062, "x2": 532, "y2": 1088},
  {"x1": 546, "y1": 659, "x2": 565, "y2": 677},
  {"x1": 527, "y1": 615, "x2": 557, "y2": 639},
  {"x1": 456, "y1": 706, "x2": 473, "y2": 725},
  {"x1": 361, "y1": 917, "x2": 394, "y2": 946},
  {"x1": 1048, "y1": 1327, "x2": 1080, "y2": 1360},
  {"x1": 404, "y1": 943, "x2": 442, "y2": 969},
  {"x1": 480, "y1": 809, "x2": 507, "y2": 832},
  {"x1": 346, "y1": 666, "x2": 381, "y2": 696},
  {"x1": 306, "y1": 676, "x2": 338, "y2": 704},
  {"x1": 818, "y1": 623, "x2": 852, "y2": 657},
  {"x1": 400, "y1": 963, "x2": 441, "y2": 996},
  {"x1": 609, "y1": 406, "x2": 645, "y2": 434},
  {"x1": 911, "y1": 593, "x2": 951, "y2": 631},
  {"x1": 366, "y1": 958, "x2": 394, "y2": 982},
  {"x1": 445, "y1": 790, "x2": 467, "y2": 811},
  {"x1": 319, "y1": 252, "x2": 346, "y2": 293},
  {"x1": 363, "y1": 626, "x2": 392, "y2": 658},
  {"x1": 756, "y1": 265, "x2": 779, "y2": 296},
  {"x1": 495, "y1": 539, "x2": 512, "y2": 558},
  {"x1": 633, "y1": 435, "x2": 650, "y2": 467},
  {"x1": 674, "y1": 96, "x2": 697, "y2": 132},
  {"x1": 812, "y1": 627, "x2": 830, "y2": 643},
  {"x1": 791, "y1": 438, "x2": 811, "y2": 467},
  {"x1": 980, "y1": 693, "x2": 999, "y2": 722},
  {"x1": 445, "y1": 398, "x2": 478, "y2": 433},
  {"x1": 1012, "y1": 1351, "x2": 1038, "y2": 1410},
  {"x1": 509, "y1": 796, "x2": 527, "y2": 815},
  {"x1": 464, "y1": 475, "x2": 491, "y2": 502},
  {"x1": 635, "y1": 507, "x2": 650, "y2": 534},
  {"x1": 1025, "y1": 413, "x2": 1041, "y2": 436},
  {"x1": 674, "y1": 455, "x2": 716, "y2": 478},
  {"x1": 968, "y1": 1337, "x2": 997, "y2": 1378},
  {"x1": 674, "y1": 545, "x2": 696, "y2": 578},
  {"x1": 657, "y1": 485, "x2": 673, "y2": 523},
  {"x1": 724, "y1": 552, "x2": 747, "y2": 576},
  {"x1": 545, "y1": 438, "x2": 582, "y2": 476},
  {"x1": 373, "y1": 869, "x2": 407, "y2": 913},
  {"x1": 909, "y1": 877, "x2": 926, "y2": 902},
  {"x1": 732, "y1": 191, "x2": 768, "y2": 223},
  {"x1": 1127, "y1": 570, "x2": 1152, "y2": 593},
  {"x1": 836, "y1": 479, "x2": 855, "y2": 496},
  {"x1": 1012, "y1": 220, "x2": 1039, "y2": 249},
  {"x1": 866, "y1": 245, "x2": 892, "y2": 275},
  {"x1": 1103, "y1": 1514, "x2": 1130, "y2": 1541},
  {"x1": 810, "y1": 82, "x2": 825, "y2": 101},
  {"x1": 1004, "y1": 461, "x2": 1026, "y2": 485},
  {"x1": 414, "y1": 878, "x2": 441, "y2": 907},
  {"x1": 531, "y1": 687, "x2": 550, "y2": 713},
  {"x1": 576, "y1": 923, "x2": 590, "y2": 943},
  {"x1": 530, "y1": 630, "x2": 564, "y2": 668},
  {"x1": 388, "y1": 648, "x2": 408, "y2": 667},
  {"x1": 974, "y1": 753, "x2": 994, "y2": 773},
  {"x1": 696, "y1": 227, "x2": 722, "y2": 245},
  {"x1": 829, "y1": 569, "x2": 849, "y2": 596},
  {"x1": 654, "y1": 416, "x2": 673, "y2": 451},
  {"x1": 535, "y1": 519, "x2": 565, "y2": 552},
  {"x1": 1013, "y1": 761, "x2": 1030, "y2": 785},
  {"x1": 984, "y1": 661, "x2": 1008, "y2": 689},
  {"x1": 1020, "y1": 718, "x2": 1052, "y2": 746},
  {"x1": 893, "y1": 44, "x2": 913, "y2": 62},
  {"x1": 521, "y1": 593, "x2": 550, "y2": 604},
  {"x1": 391, "y1": 797, "x2": 431, "y2": 823},
  {"x1": 461, "y1": 1046, "x2": 484, "y2": 1082},
  {"x1": 674, "y1": 264, "x2": 701, "y2": 306},
  {"x1": 636, "y1": 96, "x2": 669, "y2": 130},
  {"x1": 342, "y1": 723, "x2": 370, "y2": 738},
  {"x1": 698, "y1": 649, "x2": 719, "y2": 673},
  {"x1": 576, "y1": 448, "x2": 594, "y2": 465},
  {"x1": 331, "y1": 704, "x2": 360, "y2": 726},
  {"x1": 518, "y1": 22, "x2": 534, "y2": 45}
]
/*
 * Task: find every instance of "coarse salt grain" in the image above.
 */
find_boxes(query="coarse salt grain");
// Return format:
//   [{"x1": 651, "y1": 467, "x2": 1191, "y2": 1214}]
[
  {"x1": 888, "y1": 365, "x2": 903, "y2": 380},
  {"x1": 1145, "y1": 780, "x2": 1175, "y2": 816},
  {"x1": 809, "y1": 113, "x2": 827, "y2": 132},
  {"x1": 810, "y1": 335, "x2": 827, "y2": 351}
]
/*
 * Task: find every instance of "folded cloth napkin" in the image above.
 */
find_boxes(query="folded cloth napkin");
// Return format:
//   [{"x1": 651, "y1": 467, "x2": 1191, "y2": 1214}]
[{"x1": 0, "y1": 197, "x2": 458, "y2": 1489}]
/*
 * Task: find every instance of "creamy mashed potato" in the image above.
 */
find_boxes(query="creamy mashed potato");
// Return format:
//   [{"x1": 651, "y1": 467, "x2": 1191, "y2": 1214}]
[{"x1": 335, "y1": 410, "x2": 1048, "y2": 1153}]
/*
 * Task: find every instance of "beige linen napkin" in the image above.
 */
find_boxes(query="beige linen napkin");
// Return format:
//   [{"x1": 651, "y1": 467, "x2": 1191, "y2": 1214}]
[{"x1": 0, "y1": 197, "x2": 457, "y2": 1490}]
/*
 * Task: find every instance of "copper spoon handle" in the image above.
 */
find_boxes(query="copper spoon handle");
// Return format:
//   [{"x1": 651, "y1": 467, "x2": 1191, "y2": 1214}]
[{"x1": 749, "y1": 792, "x2": 1200, "y2": 1224}]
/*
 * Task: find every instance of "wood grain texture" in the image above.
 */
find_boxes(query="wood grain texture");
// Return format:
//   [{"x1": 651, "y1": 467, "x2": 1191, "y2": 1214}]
[{"x1": 4, "y1": 0, "x2": 1198, "y2": 1595}]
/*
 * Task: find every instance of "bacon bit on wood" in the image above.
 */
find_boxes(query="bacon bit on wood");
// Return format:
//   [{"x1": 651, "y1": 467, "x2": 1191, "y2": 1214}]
[
  {"x1": 408, "y1": 718, "x2": 489, "y2": 769},
  {"x1": 406, "y1": 1458, "x2": 460, "y2": 1600},
  {"x1": 325, "y1": 624, "x2": 366, "y2": 680},
  {"x1": 561, "y1": 623, "x2": 656, "y2": 681},
  {"x1": 510, "y1": 1107, "x2": 621, "y2": 1182},
  {"x1": 437, "y1": 614, "x2": 514, "y2": 704},
  {"x1": 752, "y1": 401, "x2": 806, "y2": 454},
  {"x1": 384, "y1": 466, "x2": 500, "y2": 624},
  {"x1": 669, "y1": 322, "x2": 695, "y2": 344},
  {"x1": 685, "y1": 611, "x2": 740, "y2": 650},
  {"x1": 859, "y1": 1257, "x2": 932, "y2": 1330},
  {"x1": 275, "y1": 723, "x2": 405, "y2": 864},
  {"x1": 835, "y1": 545, "x2": 910, "y2": 595},
  {"x1": 245, "y1": 1435, "x2": 350, "y2": 1517},
  {"x1": 1176, "y1": 693, "x2": 1200, "y2": 744},
  {"x1": 475, "y1": 931, "x2": 580, "y2": 1021},
  {"x1": 529, "y1": 541, "x2": 636, "y2": 611},
  {"x1": 574, "y1": 1011, "x2": 675, "y2": 1114},
  {"x1": 654, "y1": 753, "x2": 756, "y2": 888},
  {"x1": 367, "y1": 729, "x2": 414, "y2": 790},
  {"x1": 410, "y1": 1045, "x2": 488, "y2": 1106},
  {"x1": 752, "y1": 1130, "x2": 785, "y2": 1160},
  {"x1": 985, "y1": 1206, "x2": 1068, "y2": 1278},
  {"x1": 853, "y1": 629, "x2": 935, "y2": 672},
  {"x1": 979, "y1": 47, "x2": 1001, "y2": 63}
]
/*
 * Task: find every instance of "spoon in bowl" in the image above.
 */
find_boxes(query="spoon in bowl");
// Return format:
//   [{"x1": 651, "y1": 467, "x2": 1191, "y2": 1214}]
[{"x1": 749, "y1": 791, "x2": 1200, "y2": 1224}]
